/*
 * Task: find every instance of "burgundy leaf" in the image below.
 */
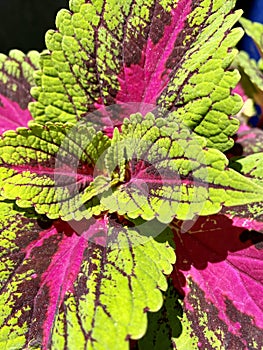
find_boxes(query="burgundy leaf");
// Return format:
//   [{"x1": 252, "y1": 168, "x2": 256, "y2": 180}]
[
  {"x1": 0, "y1": 50, "x2": 40, "y2": 133},
  {"x1": 171, "y1": 215, "x2": 263, "y2": 348},
  {"x1": 236, "y1": 128, "x2": 263, "y2": 155},
  {"x1": 30, "y1": 1, "x2": 242, "y2": 151},
  {"x1": 0, "y1": 95, "x2": 32, "y2": 133}
]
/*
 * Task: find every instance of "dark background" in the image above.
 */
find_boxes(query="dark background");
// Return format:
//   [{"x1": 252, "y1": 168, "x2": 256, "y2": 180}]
[
  {"x1": 0, "y1": 0, "x2": 260, "y2": 55},
  {"x1": 0, "y1": 0, "x2": 68, "y2": 54}
]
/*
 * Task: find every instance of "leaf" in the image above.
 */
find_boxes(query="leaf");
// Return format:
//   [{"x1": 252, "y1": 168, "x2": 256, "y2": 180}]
[
  {"x1": 222, "y1": 153, "x2": 263, "y2": 230},
  {"x1": 3, "y1": 113, "x2": 263, "y2": 224},
  {"x1": 100, "y1": 114, "x2": 263, "y2": 223},
  {"x1": 239, "y1": 17, "x2": 263, "y2": 57},
  {"x1": 234, "y1": 50, "x2": 263, "y2": 109},
  {"x1": 158, "y1": 4, "x2": 243, "y2": 151},
  {"x1": 235, "y1": 127, "x2": 263, "y2": 156},
  {"x1": 0, "y1": 202, "x2": 175, "y2": 349},
  {"x1": 0, "y1": 50, "x2": 40, "y2": 133},
  {"x1": 29, "y1": 0, "x2": 242, "y2": 151},
  {"x1": 0, "y1": 201, "x2": 45, "y2": 349},
  {"x1": 170, "y1": 215, "x2": 263, "y2": 349},
  {"x1": 0, "y1": 122, "x2": 110, "y2": 220},
  {"x1": 230, "y1": 153, "x2": 263, "y2": 183},
  {"x1": 138, "y1": 279, "x2": 182, "y2": 350},
  {"x1": 234, "y1": 18, "x2": 263, "y2": 123}
]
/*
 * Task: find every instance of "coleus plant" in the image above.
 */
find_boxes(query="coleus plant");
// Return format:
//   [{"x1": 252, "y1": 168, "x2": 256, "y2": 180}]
[{"x1": 0, "y1": 0, "x2": 262, "y2": 349}]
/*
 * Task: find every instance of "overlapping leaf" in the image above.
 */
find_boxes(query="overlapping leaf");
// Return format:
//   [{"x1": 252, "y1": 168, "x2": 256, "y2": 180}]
[
  {"x1": 29, "y1": 0, "x2": 242, "y2": 151},
  {"x1": 234, "y1": 18, "x2": 263, "y2": 128},
  {"x1": 239, "y1": 17, "x2": 263, "y2": 57},
  {"x1": 236, "y1": 127, "x2": 263, "y2": 155},
  {"x1": 230, "y1": 153, "x2": 263, "y2": 184},
  {"x1": 170, "y1": 215, "x2": 263, "y2": 349},
  {"x1": 234, "y1": 50, "x2": 263, "y2": 109},
  {"x1": 0, "y1": 201, "x2": 175, "y2": 349},
  {"x1": 137, "y1": 280, "x2": 182, "y2": 350},
  {"x1": 0, "y1": 122, "x2": 110, "y2": 220},
  {"x1": 100, "y1": 114, "x2": 263, "y2": 223},
  {"x1": 0, "y1": 50, "x2": 40, "y2": 133},
  {"x1": 0, "y1": 2, "x2": 260, "y2": 350},
  {"x1": 222, "y1": 153, "x2": 263, "y2": 231},
  {"x1": 2, "y1": 112, "x2": 263, "y2": 225}
]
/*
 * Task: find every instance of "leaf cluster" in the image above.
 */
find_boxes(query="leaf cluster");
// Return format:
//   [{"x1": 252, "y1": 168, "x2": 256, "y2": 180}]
[{"x1": 0, "y1": 1, "x2": 262, "y2": 349}]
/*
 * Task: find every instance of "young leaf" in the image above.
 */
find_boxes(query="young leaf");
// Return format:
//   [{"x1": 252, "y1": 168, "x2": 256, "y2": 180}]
[
  {"x1": 0, "y1": 203, "x2": 175, "y2": 349},
  {"x1": 29, "y1": 0, "x2": 242, "y2": 151},
  {"x1": 0, "y1": 50, "x2": 40, "y2": 133},
  {"x1": 0, "y1": 122, "x2": 110, "y2": 220},
  {"x1": 100, "y1": 114, "x2": 263, "y2": 223},
  {"x1": 171, "y1": 215, "x2": 263, "y2": 349}
]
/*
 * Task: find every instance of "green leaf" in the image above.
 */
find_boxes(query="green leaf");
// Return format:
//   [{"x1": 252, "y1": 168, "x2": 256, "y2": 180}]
[
  {"x1": 159, "y1": 5, "x2": 243, "y2": 151},
  {"x1": 225, "y1": 153, "x2": 263, "y2": 222},
  {"x1": 234, "y1": 18, "x2": 263, "y2": 113},
  {"x1": 0, "y1": 49, "x2": 40, "y2": 109},
  {"x1": 234, "y1": 50, "x2": 263, "y2": 107},
  {"x1": 2, "y1": 113, "x2": 263, "y2": 225},
  {"x1": 229, "y1": 153, "x2": 263, "y2": 184},
  {"x1": 0, "y1": 122, "x2": 110, "y2": 220},
  {"x1": 100, "y1": 114, "x2": 263, "y2": 223},
  {"x1": 28, "y1": 0, "x2": 243, "y2": 152},
  {"x1": 50, "y1": 226, "x2": 175, "y2": 350},
  {"x1": 0, "y1": 199, "x2": 175, "y2": 349},
  {"x1": 0, "y1": 201, "x2": 42, "y2": 350},
  {"x1": 239, "y1": 17, "x2": 263, "y2": 57},
  {"x1": 138, "y1": 279, "x2": 182, "y2": 350}
]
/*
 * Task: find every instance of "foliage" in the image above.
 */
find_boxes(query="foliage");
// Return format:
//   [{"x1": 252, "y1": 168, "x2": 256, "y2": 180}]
[{"x1": 0, "y1": 1, "x2": 262, "y2": 349}]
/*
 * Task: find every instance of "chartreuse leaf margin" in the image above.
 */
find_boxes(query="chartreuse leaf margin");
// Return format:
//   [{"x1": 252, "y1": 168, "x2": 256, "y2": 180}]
[
  {"x1": 0, "y1": 200, "x2": 175, "y2": 349},
  {"x1": 100, "y1": 114, "x2": 263, "y2": 222},
  {"x1": 0, "y1": 122, "x2": 110, "y2": 220},
  {"x1": 29, "y1": 0, "x2": 243, "y2": 151},
  {"x1": 1, "y1": 114, "x2": 263, "y2": 226},
  {"x1": 239, "y1": 17, "x2": 263, "y2": 57}
]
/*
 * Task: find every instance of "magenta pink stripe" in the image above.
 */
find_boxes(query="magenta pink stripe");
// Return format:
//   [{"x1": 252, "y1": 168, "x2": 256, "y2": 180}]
[
  {"x1": 0, "y1": 95, "x2": 32, "y2": 133},
  {"x1": 116, "y1": 0, "x2": 192, "y2": 105}
]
